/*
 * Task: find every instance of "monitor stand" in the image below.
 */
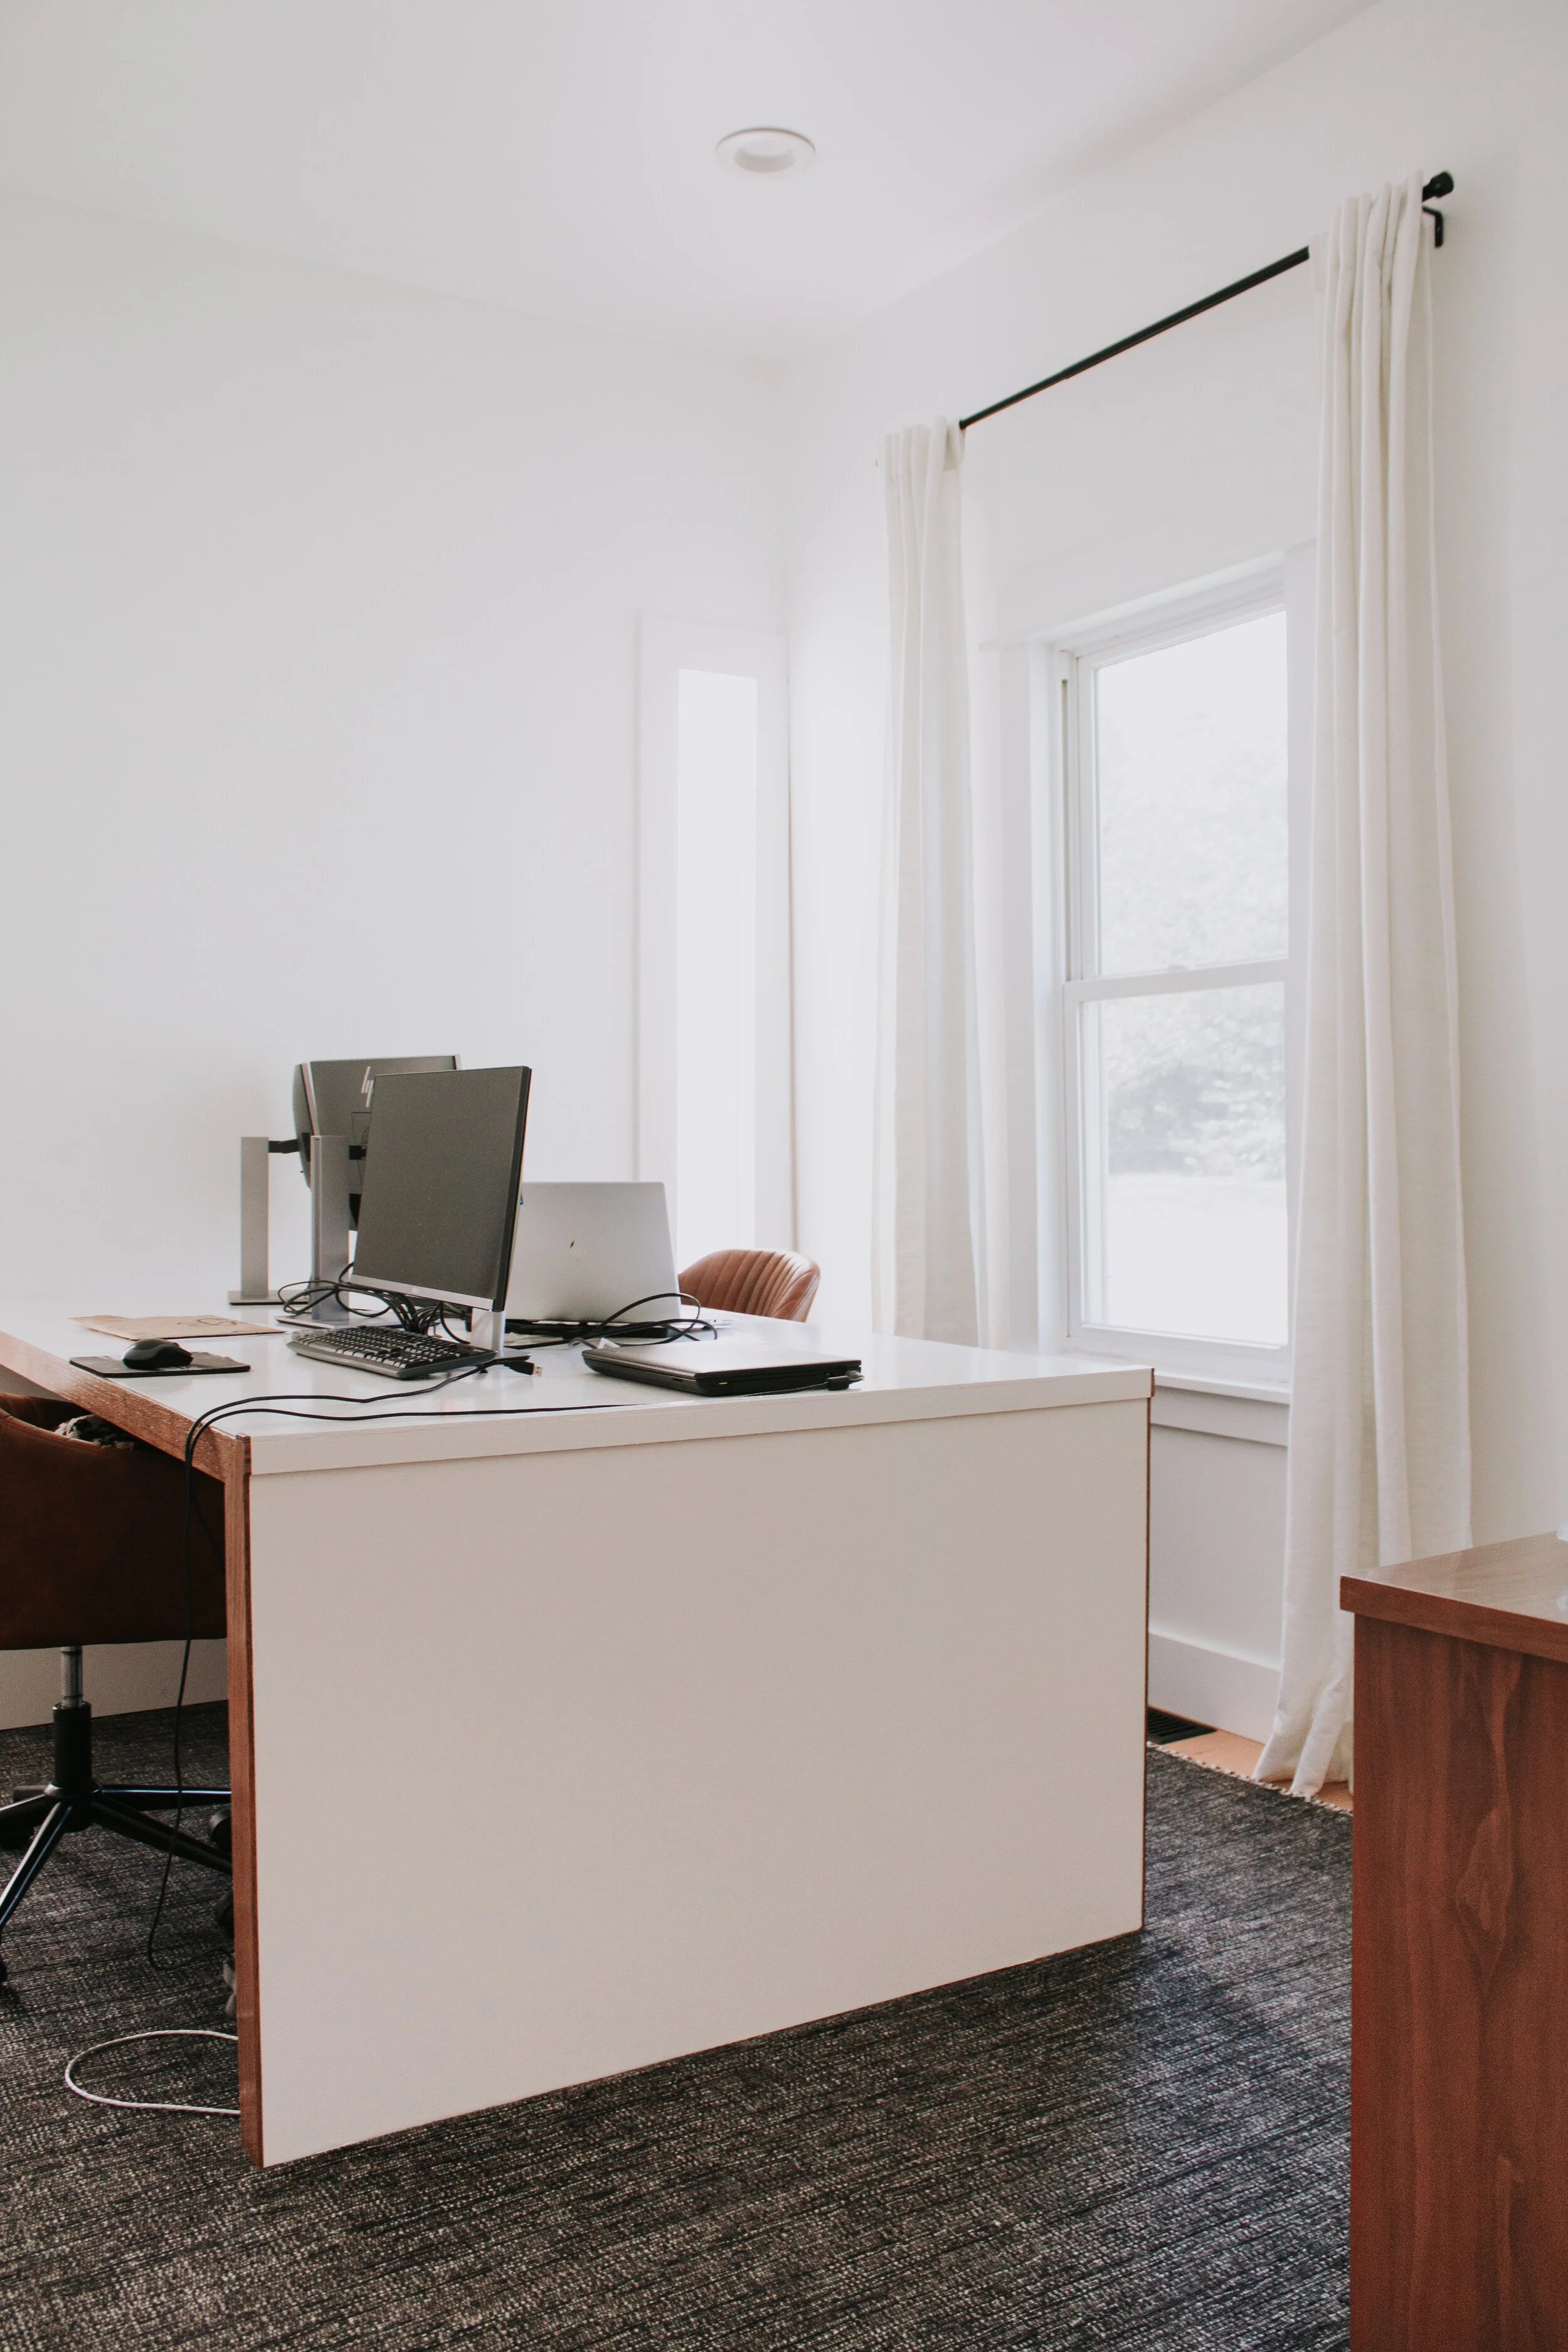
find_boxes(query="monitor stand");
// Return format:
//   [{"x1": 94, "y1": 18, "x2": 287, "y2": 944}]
[
  {"x1": 304, "y1": 1135, "x2": 353, "y2": 1323},
  {"x1": 228, "y1": 1135, "x2": 292, "y2": 1305}
]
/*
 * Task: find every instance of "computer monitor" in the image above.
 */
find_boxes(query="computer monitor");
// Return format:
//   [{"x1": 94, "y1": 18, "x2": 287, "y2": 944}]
[
  {"x1": 292, "y1": 1056, "x2": 458, "y2": 1227},
  {"x1": 349, "y1": 1066, "x2": 532, "y2": 1314}
]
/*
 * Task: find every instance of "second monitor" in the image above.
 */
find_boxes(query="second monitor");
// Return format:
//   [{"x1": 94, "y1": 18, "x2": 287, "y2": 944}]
[{"x1": 293, "y1": 1056, "x2": 458, "y2": 1229}]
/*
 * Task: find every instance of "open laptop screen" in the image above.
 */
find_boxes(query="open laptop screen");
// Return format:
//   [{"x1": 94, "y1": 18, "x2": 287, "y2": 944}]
[{"x1": 504, "y1": 1183, "x2": 678, "y2": 1321}]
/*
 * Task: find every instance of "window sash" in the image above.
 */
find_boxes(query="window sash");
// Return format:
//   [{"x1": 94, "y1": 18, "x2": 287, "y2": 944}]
[
  {"x1": 1066, "y1": 960, "x2": 1287, "y2": 1007},
  {"x1": 1063, "y1": 580, "x2": 1286, "y2": 990},
  {"x1": 1063, "y1": 972, "x2": 1290, "y2": 1375},
  {"x1": 1054, "y1": 574, "x2": 1292, "y2": 1379}
]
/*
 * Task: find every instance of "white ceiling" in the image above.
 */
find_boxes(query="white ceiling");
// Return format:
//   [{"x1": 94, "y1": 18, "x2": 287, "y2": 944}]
[{"x1": 0, "y1": 0, "x2": 1373, "y2": 361}]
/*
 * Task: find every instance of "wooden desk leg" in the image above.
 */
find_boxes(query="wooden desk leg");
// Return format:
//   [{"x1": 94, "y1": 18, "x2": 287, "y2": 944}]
[
  {"x1": 1351, "y1": 1616, "x2": 1568, "y2": 2349},
  {"x1": 222, "y1": 1446, "x2": 263, "y2": 2166}
]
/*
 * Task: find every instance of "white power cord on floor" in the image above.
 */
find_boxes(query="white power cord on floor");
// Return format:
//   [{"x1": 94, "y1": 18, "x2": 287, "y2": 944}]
[{"x1": 64, "y1": 2028, "x2": 239, "y2": 2117}]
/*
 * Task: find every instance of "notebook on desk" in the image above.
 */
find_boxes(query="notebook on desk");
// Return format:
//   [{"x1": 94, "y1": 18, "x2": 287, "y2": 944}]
[{"x1": 583, "y1": 1337, "x2": 862, "y2": 1397}]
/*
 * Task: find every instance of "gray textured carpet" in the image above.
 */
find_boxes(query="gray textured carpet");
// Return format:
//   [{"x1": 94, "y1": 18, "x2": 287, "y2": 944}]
[{"x1": 0, "y1": 1706, "x2": 1349, "y2": 2351}]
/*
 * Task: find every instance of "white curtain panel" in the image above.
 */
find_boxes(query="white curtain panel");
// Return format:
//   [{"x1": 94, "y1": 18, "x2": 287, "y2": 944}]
[
  {"x1": 1258, "y1": 175, "x2": 1471, "y2": 1797},
  {"x1": 872, "y1": 420, "x2": 984, "y2": 1345}
]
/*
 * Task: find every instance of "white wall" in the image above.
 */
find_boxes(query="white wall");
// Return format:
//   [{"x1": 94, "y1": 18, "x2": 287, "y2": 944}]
[
  {"x1": 0, "y1": 188, "x2": 782, "y2": 1724},
  {"x1": 0, "y1": 187, "x2": 782, "y2": 1302},
  {"x1": 785, "y1": 0, "x2": 1568, "y2": 1719}
]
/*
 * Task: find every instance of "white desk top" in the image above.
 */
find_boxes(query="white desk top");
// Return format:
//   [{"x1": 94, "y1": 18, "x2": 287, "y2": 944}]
[{"x1": 0, "y1": 1298, "x2": 1152, "y2": 1476}]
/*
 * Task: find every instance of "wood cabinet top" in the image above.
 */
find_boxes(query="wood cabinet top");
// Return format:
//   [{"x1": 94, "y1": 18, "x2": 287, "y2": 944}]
[{"x1": 1342, "y1": 1532, "x2": 1568, "y2": 1667}]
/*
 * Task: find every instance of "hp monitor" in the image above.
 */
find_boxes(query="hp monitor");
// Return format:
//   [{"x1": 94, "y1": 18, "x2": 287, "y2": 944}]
[
  {"x1": 349, "y1": 1066, "x2": 531, "y2": 1313},
  {"x1": 292, "y1": 1056, "x2": 457, "y2": 1227}
]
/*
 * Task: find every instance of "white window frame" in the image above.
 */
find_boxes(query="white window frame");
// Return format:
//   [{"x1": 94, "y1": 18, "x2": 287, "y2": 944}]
[
  {"x1": 636, "y1": 618, "x2": 793, "y2": 1264},
  {"x1": 1045, "y1": 565, "x2": 1301, "y2": 1385}
]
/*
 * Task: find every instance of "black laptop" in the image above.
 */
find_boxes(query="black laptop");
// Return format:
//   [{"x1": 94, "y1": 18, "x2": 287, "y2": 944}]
[{"x1": 583, "y1": 1337, "x2": 861, "y2": 1397}]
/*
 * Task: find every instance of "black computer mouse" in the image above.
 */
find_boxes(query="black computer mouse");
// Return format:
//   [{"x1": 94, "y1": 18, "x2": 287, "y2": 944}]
[{"x1": 123, "y1": 1338, "x2": 194, "y2": 1370}]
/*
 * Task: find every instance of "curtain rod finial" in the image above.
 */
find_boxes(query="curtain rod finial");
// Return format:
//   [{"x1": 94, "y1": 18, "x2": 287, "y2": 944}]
[{"x1": 1422, "y1": 171, "x2": 1453, "y2": 246}]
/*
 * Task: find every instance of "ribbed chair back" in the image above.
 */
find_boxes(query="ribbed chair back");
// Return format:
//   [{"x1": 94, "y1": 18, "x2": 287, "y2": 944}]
[{"x1": 679, "y1": 1248, "x2": 821, "y2": 1324}]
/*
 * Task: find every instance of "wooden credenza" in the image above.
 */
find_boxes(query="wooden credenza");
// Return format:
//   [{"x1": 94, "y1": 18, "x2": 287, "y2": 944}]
[{"x1": 1343, "y1": 1535, "x2": 1568, "y2": 2351}]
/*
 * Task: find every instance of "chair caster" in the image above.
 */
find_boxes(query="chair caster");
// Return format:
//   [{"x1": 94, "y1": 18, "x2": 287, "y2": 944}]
[{"x1": 208, "y1": 1809, "x2": 232, "y2": 1856}]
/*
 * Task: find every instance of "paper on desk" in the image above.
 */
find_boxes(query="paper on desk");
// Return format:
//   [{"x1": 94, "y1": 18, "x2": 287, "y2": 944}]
[{"x1": 73, "y1": 1313, "x2": 280, "y2": 1341}]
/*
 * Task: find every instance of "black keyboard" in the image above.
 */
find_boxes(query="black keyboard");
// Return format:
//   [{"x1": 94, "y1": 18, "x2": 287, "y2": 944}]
[{"x1": 287, "y1": 1324, "x2": 498, "y2": 1381}]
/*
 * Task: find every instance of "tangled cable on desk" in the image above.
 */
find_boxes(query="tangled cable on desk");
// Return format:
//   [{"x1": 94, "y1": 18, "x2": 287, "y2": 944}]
[{"x1": 501, "y1": 1290, "x2": 716, "y2": 1350}]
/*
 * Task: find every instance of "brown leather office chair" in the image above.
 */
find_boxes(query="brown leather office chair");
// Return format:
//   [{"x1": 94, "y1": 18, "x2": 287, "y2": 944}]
[
  {"x1": 0, "y1": 1396, "x2": 231, "y2": 1983},
  {"x1": 679, "y1": 1248, "x2": 821, "y2": 1323}
]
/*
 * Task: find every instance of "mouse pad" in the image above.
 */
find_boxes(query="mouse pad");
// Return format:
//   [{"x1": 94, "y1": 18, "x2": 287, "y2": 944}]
[{"x1": 70, "y1": 1353, "x2": 252, "y2": 1379}]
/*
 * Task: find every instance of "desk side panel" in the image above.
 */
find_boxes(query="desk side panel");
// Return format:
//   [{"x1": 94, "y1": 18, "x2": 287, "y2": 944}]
[
  {"x1": 246, "y1": 1399, "x2": 1148, "y2": 2166},
  {"x1": 223, "y1": 1450, "x2": 264, "y2": 2164}
]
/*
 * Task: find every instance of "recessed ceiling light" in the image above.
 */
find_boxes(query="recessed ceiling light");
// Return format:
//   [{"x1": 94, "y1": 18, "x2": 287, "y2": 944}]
[{"x1": 716, "y1": 127, "x2": 816, "y2": 177}]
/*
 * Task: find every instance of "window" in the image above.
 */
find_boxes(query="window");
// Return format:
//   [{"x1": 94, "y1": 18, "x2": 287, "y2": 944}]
[
  {"x1": 1056, "y1": 581, "x2": 1293, "y2": 1378},
  {"x1": 637, "y1": 621, "x2": 792, "y2": 1274},
  {"x1": 674, "y1": 668, "x2": 759, "y2": 1268}
]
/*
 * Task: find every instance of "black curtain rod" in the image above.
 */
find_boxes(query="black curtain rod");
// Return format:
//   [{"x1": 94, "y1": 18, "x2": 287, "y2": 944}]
[{"x1": 959, "y1": 172, "x2": 1454, "y2": 432}]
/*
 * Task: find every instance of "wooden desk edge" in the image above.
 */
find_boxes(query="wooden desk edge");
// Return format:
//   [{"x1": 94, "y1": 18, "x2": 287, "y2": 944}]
[
  {"x1": 0, "y1": 1321, "x2": 264, "y2": 2163},
  {"x1": 1340, "y1": 1572, "x2": 1568, "y2": 1670},
  {"x1": 221, "y1": 1451, "x2": 263, "y2": 2163},
  {"x1": 0, "y1": 1327, "x2": 246, "y2": 1480}
]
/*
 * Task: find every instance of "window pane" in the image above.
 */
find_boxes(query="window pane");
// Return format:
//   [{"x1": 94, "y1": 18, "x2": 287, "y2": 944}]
[
  {"x1": 1094, "y1": 611, "x2": 1287, "y2": 976},
  {"x1": 675, "y1": 669, "x2": 758, "y2": 1270},
  {"x1": 1081, "y1": 983, "x2": 1286, "y2": 1346}
]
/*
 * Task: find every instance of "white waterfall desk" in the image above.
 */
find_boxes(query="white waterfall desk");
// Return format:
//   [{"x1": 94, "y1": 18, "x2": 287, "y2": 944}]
[{"x1": 0, "y1": 1301, "x2": 1151, "y2": 2166}]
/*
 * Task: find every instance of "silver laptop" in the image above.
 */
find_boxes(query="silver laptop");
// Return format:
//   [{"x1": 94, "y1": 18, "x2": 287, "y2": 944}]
[{"x1": 504, "y1": 1182, "x2": 680, "y2": 1323}]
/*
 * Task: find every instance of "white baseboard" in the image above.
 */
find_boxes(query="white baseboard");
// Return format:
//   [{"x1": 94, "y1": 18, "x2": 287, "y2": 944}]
[
  {"x1": 1148, "y1": 1628, "x2": 1278, "y2": 1742},
  {"x1": 0, "y1": 1640, "x2": 228, "y2": 1733}
]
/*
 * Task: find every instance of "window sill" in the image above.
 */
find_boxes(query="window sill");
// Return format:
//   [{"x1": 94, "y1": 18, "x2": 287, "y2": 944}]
[
  {"x1": 1065, "y1": 1353, "x2": 1289, "y2": 1446},
  {"x1": 1154, "y1": 1369, "x2": 1290, "y2": 1407},
  {"x1": 1153, "y1": 1372, "x2": 1288, "y2": 1449}
]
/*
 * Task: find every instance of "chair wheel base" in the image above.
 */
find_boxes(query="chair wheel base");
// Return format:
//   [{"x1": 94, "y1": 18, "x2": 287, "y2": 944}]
[
  {"x1": 0, "y1": 1794, "x2": 46, "y2": 1852},
  {"x1": 0, "y1": 1779, "x2": 231, "y2": 1975}
]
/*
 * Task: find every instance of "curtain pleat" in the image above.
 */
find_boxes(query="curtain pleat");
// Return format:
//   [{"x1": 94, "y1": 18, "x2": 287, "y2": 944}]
[
  {"x1": 1258, "y1": 176, "x2": 1471, "y2": 1798},
  {"x1": 873, "y1": 421, "x2": 983, "y2": 1345}
]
